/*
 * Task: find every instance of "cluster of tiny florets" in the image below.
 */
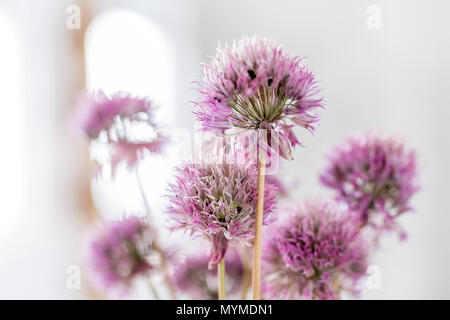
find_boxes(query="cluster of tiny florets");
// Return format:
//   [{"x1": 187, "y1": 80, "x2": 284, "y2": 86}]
[
  {"x1": 174, "y1": 250, "x2": 244, "y2": 299},
  {"x1": 73, "y1": 91, "x2": 166, "y2": 176},
  {"x1": 195, "y1": 36, "x2": 324, "y2": 159},
  {"x1": 167, "y1": 161, "x2": 276, "y2": 268},
  {"x1": 89, "y1": 216, "x2": 155, "y2": 291},
  {"x1": 262, "y1": 200, "x2": 367, "y2": 300},
  {"x1": 320, "y1": 133, "x2": 419, "y2": 237}
]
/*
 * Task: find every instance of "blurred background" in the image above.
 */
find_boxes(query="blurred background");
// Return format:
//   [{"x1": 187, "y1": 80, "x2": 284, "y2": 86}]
[{"x1": 0, "y1": 0, "x2": 449, "y2": 299}]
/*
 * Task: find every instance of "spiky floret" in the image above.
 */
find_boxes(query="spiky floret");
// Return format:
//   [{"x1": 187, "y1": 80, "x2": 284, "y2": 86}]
[
  {"x1": 195, "y1": 36, "x2": 324, "y2": 159},
  {"x1": 73, "y1": 91, "x2": 166, "y2": 176},
  {"x1": 262, "y1": 200, "x2": 367, "y2": 300},
  {"x1": 320, "y1": 133, "x2": 419, "y2": 238},
  {"x1": 88, "y1": 216, "x2": 155, "y2": 291},
  {"x1": 167, "y1": 161, "x2": 276, "y2": 268}
]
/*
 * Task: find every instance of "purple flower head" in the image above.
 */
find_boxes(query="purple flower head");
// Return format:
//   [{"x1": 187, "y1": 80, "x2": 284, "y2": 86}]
[
  {"x1": 262, "y1": 200, "x2": 368, "y2": 300},
  {"x1": 320, "y1": 133, "x2": 419, "y2": 238},
  {"x1": 88, "y1": 216, "x2": 155, "y2": 292},
  {"x1": 73, "y1": 91, "x2": 167, "y2": 177},
  {"x1": 74, "y1": 91, "x2": 154, "y2": 139},
  {"x1": 110, "y1": 137, "x2": 166, "y2": 175},
  {"x1": 194, "y1": 36, "x2": 324, "y2": 159},
  {"x1": 174, "y1": 250, "x2": 244, "y2": 299},
  {"x1": 167, "y1": 161, "x2": 277, "y2": 268}
]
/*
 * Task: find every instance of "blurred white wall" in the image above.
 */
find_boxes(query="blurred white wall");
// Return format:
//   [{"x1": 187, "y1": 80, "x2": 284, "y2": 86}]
[{"x1": 0, "y1": 0, "x2": 448, "y2": 299}]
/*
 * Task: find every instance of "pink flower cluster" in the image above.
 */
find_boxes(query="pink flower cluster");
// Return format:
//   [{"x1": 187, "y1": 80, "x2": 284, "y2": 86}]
[
  {"x1": 74, "y1": 91, "x2": 154, "y2": 139},
  {"x1": 320, "y1": 133, "x2": 419, "y2": 238},
  {"x1": 262, "y1": 200, "x2": 368, "y2": 300},
  {"x1": 89, "y1": 216, "x2": 154, "y2": 291},
  {"x1": 195, "y1": 36, "x2": 324, "y2": 159},
  {"x1": 167, "y1": 161, "x2": 276, "y2": 268},
  {"x1": 77, "y1": 34, "x2": 422, "y2": 301},
  {"x1": 73, "y1": 91, "x2": 166, "y2": 177}
]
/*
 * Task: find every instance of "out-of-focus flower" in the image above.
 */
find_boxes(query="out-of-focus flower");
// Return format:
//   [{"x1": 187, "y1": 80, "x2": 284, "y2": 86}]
[
  {"x1": 194, "y1": 36, "x2": 324, "y2": 159},
  {"x1": 262, "y1": 200, "x2": 368, "y2": 300},
  {"x1": 266, "y1": 175, "x2": 292, "y2": 199},
  {"x1": 73, "y1": 91, "x2": 167, "y2": 177},
  {"x1": 74, "y1": 91, "x2": 154, "y2": 139},
  {"x1": 320, "y1": 133, "x2": 419, "y2": 238},
  {"x1": 89, "y1": 216, "x2": 155, "y2": 291},
  {"x1": 174, "y1": 250, "x2": 244, "y2": 299},
  {"x1": 110, "y1": 136, "x2": 166, "y2": 176},
  {"x1": 167, "y1": 161, "x2": 277, "y2": 268}
]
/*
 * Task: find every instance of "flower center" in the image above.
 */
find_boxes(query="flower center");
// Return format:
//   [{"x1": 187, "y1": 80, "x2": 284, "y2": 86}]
[{"x1": 229, "y1": 87, "x2": 294, "y2": 130}]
